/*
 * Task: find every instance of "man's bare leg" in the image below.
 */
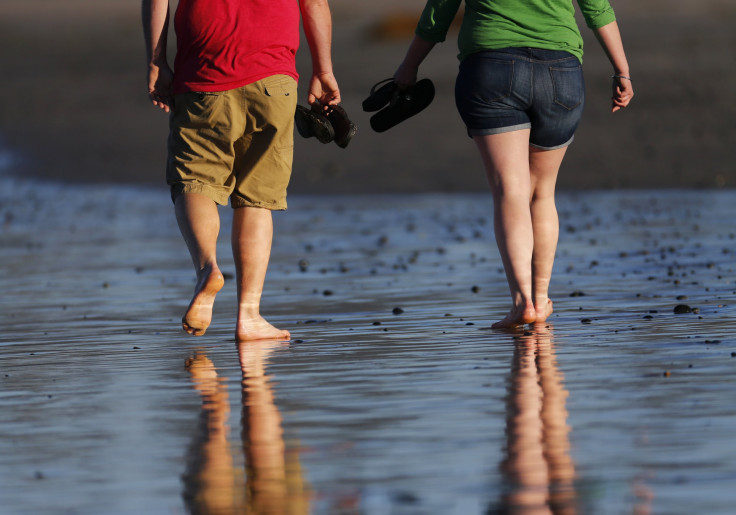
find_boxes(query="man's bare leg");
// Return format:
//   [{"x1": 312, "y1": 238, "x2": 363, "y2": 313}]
[
  {"x1": 232, "y1": 207, "x2": 290, "y2": 341},
  {"x1": 529, "y1": 146, "x2": 567, "y2": 323},
  {"x1": 474, "y1": 131, "x2": 537, "y2": 328},
  {"x1": 175, "y1": 193, "x2": 225, "y2": 336}
]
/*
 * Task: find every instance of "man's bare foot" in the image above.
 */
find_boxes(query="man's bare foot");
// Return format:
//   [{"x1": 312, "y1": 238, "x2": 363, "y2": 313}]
[
  {"x1": 182, "y1": 267, "x2": 225, "y2": 336},
  {"x1": 184, "y1": 353, "x2": 220, "y2": 394},
  {"x1": 236, "y1": 315, "x2": 290, "y2": 342},
  {"x1": 492, "y1": 302, "x2": 537, "y2": 329}
]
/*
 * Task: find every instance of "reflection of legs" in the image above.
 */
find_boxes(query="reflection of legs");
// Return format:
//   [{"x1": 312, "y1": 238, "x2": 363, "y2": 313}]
[
  {"x1": 176, "y1": 193, "x2": 225, "y2": 336},
  {"x1": 475, "y1": 131, "x2": 536, "y2": 328},
  {"x1": 183, "y1": 353, "x2": 241, "y2": 513},
  {"x1": 529, "y1": 147, "x2": 567, "y2": 323},
  {"x1": 238, "y1": 340, "x2": 310, "y2": 514},
  {"x1": 536, "y1": 327, "x2": 576, "y2": 512},
  {"x1": 232, "y1": 207, "x2": 290, "y2": 342},
  {"x1": 502, "y1": 332, "x2": 549, "y2": 509}
]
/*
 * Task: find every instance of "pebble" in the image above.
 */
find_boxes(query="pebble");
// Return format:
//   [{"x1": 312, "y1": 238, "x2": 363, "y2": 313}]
[{"x1": 674, "y1": 304, "x2": 692, "y2": 314}]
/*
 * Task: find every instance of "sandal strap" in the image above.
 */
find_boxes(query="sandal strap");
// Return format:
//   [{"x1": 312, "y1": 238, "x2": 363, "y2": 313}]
[{"x1": 370, "y1": 78, "x2": 395, "y2": 96}]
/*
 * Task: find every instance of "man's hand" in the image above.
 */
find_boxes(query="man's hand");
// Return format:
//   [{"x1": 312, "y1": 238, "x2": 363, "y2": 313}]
[
  {"x1": 148, "y1": 63, "x2": 174, "y2": 113},
  {"x1": 308, "y1": 71, "x2": 341, "y2": 107}
]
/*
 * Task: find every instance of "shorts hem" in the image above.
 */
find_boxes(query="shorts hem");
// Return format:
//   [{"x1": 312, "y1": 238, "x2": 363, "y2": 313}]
[
  {"x1": 231, "y1": 198, "x2": 288, "y2": 211},
  {"x1": 170, "y1": 183, "x2": 230, "y2": 206},
  {"x1": 468, "y1": 123, "x2": 531, "y2": 138},
  {"x1": 530, "y1": 135, "x2": 575, "y2": 151}
]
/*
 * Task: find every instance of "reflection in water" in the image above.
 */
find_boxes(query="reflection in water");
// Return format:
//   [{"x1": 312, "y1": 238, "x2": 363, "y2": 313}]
[
  {"x1": 182, "y1": 341, "x2": 309, "y2": 514},
  {"x1": 492, "y1": 326, "x2": 577, "y2": 514}
]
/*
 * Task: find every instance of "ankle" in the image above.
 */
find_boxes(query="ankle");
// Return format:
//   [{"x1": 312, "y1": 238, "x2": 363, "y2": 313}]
[{"x1": 237, "y1": 303, "x2": 261, "y2": 320}]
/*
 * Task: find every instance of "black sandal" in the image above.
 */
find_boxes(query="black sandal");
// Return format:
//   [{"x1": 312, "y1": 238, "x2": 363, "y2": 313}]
[
  {"x1": 362, "y1": 78, "x2": 398, "y2": 112},
  {"x1": 295, "y1": 104, "x2": 335, "y2": 144},
  {"x1": 367, "y1": 78, "x2": 435, "y2": 133},
  {"x1": 324, "y1": 105, "x2": 357, "y2": 149}
]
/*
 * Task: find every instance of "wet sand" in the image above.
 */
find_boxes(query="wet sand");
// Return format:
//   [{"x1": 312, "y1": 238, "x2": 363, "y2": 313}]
[{"x1": 2, "y1": 174, "x2": 736, "y2": 513}]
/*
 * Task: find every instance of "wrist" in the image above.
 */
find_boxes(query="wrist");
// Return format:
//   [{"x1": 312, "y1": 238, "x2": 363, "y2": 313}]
[
  {"x1": 148, "y1": 59, "x2": 168, "y2": 70},
  {"x1": 312, "y1": 68, "x2": 334, "y2": 76}
]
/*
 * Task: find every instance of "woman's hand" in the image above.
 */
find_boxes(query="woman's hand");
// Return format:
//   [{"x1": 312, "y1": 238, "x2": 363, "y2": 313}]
[{"x1": 611, "y1": 75, "x2": 634, "y2": 112}]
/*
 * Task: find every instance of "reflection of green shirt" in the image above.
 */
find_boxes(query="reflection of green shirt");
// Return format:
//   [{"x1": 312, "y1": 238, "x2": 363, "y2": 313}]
[{"x1": 415, "y1": 0, "x2": 616, "y2": 62}]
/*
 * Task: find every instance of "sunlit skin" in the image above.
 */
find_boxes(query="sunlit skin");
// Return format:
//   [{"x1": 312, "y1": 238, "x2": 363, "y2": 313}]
[
  {"x1": 474, "y1": 134, "x2": 566, "y2": 328},
  {"x1": 394, "y1": 20, "x2": 632, "y2": 329},
  {"x1": 142, "y1": 0, "x2": 341, "y2": 340},
  {"x1": 232, "y1": 208, "x2": 292, "y2": 342},
  {"x1": 500, "y1": 325, "x2": 576, "y2": 513}
]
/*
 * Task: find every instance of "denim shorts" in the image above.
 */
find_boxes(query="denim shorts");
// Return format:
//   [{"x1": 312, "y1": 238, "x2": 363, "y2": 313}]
[{"x1": 455, "y1": 48, "x2": 585, "y2": 150}]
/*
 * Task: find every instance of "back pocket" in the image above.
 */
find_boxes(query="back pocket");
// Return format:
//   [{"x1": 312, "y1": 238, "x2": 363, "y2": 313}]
[
  {"x1": 549, "y1": 65, "x2": 583, "y2": 110},
  {"x1": 459, "y1": 57, "x2": 514, "y2": 103}
]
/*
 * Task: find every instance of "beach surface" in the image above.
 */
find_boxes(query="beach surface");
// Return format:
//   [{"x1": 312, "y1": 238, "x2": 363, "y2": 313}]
[
  {"x1": 2, "y1": 173, "x2": 736, "y2": 513},
  {"x1": 0, "y1": 0, "x2": 735, "y2": 191},
  {"x1": 2, "y1": 1, "x2": 736, "y2": 513}
]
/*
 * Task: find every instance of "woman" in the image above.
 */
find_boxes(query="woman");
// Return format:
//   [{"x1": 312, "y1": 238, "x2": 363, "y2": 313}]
[{"x1": 393, "y1": 0, "x2": 633, "y2": 328}]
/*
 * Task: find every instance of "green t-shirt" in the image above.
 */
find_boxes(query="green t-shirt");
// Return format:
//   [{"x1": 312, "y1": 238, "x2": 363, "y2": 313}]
[{"x1": 415, "y1": 0, "x2": 616, "y2": 62}]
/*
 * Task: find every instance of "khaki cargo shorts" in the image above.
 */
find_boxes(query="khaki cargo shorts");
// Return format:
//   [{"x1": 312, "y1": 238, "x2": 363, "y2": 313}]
[{"x1": 167, "y1": 74, "x2": 298, "y2": 210}]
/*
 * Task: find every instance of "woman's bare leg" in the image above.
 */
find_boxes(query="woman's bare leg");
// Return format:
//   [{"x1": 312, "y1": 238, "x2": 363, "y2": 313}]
[
  {"x1": 232, "y1": 207, "x2": 290, "y2": 341},
  {"x1": 474, "y1": 130, "x2": 537, "y2": 328},
  {"x1": 175, "y1": 193, "x2": 225, "y2": 336},
  {"x1": 529, "y1": 146, "x2": 567, "y2": 323}
]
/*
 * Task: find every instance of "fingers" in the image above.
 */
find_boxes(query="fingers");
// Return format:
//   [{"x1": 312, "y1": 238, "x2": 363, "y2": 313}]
[
  {"x1": 308, "y1": 73, "x2": 341, "y2": 107},
  {"x1": 147, "y1": 64, "x2": 174, "y2": 113},
  {"x1": 148, "y1": 91, "x2": 171, "y2": 113},
  {"x1": 611, "y1": 79, "x2": 634, "y2": 113}
]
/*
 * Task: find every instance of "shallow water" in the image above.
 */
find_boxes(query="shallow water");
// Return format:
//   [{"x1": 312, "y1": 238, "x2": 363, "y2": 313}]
[{"x1": 1, "y1": 176, "x2": 735, "y2": 514}]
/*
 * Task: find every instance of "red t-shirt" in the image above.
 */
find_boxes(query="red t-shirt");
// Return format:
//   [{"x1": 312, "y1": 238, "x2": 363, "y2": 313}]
[{"x1": 172, "y1": 0, "x2": 301, "y2": 94}]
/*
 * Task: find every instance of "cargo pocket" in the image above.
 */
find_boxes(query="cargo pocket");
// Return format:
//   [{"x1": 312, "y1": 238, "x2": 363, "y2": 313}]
[{"x1": 263, "y1": 74, "x2": 298, "y2": 99}]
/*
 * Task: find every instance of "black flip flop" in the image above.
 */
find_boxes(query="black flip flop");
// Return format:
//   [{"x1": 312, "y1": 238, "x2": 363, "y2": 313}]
[
  {"x1": 325, "y1": 105, "x2": 357, "y2": 149},
  {"x1": 295, "y1": 104, "x2": 334, "y2": 144},
  {"x1": 362, "y1": 78, "x2": 397, "y2": 112},
  {"x1": 368, "y1": 79, "x2": 435, "y2": 133}
]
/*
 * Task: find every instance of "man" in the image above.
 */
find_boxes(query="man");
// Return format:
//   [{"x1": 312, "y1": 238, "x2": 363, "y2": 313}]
[{"x1": 142, "y1": 0, "x2": 341, "y2": 341}]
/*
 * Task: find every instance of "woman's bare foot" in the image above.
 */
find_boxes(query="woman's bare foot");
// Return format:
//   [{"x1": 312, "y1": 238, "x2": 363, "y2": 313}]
[
  {"x1": 236, "y1": 315, "x2": 290, "y2": 342},
  {"x1": 182, "y1": 267, "x2": 225, "y2": 336},
  {"x1": 535, "y1": 298, "x2": 554, "y2": 323},
  {"x1": 492, "y1": 302, "x2": 537, "y2": 329}
]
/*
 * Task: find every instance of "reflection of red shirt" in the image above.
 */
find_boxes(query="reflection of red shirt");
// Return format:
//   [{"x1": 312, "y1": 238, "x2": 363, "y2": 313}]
[{"x1": 172, "y1": 0, "x2": 300, "y2": 94}]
